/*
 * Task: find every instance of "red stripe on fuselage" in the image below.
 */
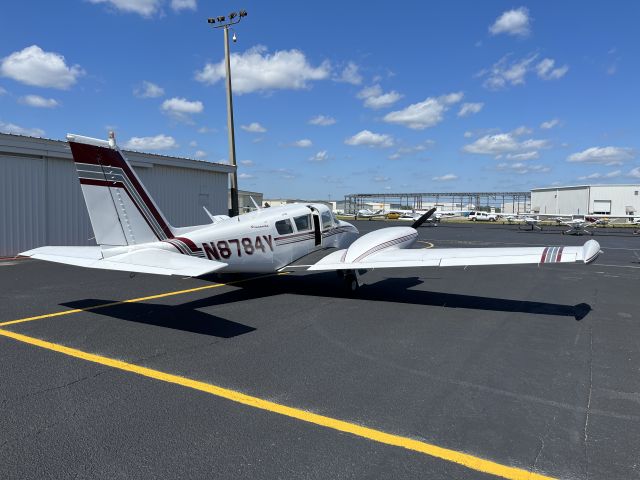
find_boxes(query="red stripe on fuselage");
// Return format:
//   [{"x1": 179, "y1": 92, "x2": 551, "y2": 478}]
[{"x1": 70, "y1": 142, "x2": 173, "y2": 239}]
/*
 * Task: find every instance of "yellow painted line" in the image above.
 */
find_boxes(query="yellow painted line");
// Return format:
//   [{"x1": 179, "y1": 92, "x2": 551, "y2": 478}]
[
  {"x1": 418, "y1": 241, "x2": 435, "y2": 249},
  {"x1": 0, "y1": 273, "x2": 284, "y2": 328},
  {"x1": 0, "y1": 327, "x2": 555, "y2": 480}
]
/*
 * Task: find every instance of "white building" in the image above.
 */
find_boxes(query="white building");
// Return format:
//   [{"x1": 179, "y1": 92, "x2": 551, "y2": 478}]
[
  {"x1": 531, "y1": 184, "x2": 640, "y2": 218},
  {"x1": 0, "y1": 133, "x2": 234, "y2": 256}
]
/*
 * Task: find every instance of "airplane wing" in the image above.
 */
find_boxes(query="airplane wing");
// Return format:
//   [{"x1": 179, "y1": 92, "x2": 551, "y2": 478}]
[
  {"x1": 307, "y1": 240, "x2": 601, "y2": 271},
  {"x1": 20, "y1": 246, "x2": 227, "y2": 277}
]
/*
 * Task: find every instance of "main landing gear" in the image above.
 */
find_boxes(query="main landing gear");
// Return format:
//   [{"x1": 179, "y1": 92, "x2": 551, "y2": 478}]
[{"x1": 337, "y1": 269, "x2": 367, "y2": 294}]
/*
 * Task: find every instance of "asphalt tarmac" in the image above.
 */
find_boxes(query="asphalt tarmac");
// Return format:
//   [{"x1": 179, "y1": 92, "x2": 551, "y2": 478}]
[{"x1": 0, "y1": 220, "x2": 638, "y2": 479}]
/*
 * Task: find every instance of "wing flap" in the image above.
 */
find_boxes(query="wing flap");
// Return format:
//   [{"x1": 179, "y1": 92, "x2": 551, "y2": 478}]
[
  {"x1": 20, "y1": 246, "x2": 226, "y2": 277},
  {"x1": 308, "y1": 240, "x2": 600, "y2": 271}
]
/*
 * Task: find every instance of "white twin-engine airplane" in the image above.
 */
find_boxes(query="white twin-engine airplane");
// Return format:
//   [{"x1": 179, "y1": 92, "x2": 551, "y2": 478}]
[{"x1": 21, "y1": 133, "x2": 602, "y2": 291}]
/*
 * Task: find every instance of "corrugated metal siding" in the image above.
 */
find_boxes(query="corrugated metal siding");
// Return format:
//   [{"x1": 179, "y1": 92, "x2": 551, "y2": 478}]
[
  {"x1": 45, "y1": 156, "x2": 94, "y2": 246},
  {"x1": 136, "y1": 164, "x2": 228, "y2": 227},
  {"x1": 590, "y1": 185, "x2": 640, "y2": 216},
  {"x1": 1, "y1": 135, "x2": 232, "y2": 256},
  {"x1": 1, "y1": 155, "x2": 47, "y2": 255},
  {"x1": 531, "y1": 187, "x2": 589, "y2": 215}
]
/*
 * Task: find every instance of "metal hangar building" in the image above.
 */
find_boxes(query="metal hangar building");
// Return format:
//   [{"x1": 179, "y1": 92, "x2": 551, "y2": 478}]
[
  {"x1": 0, "y1": 133, "x2": 235, "y2": 257},
  {"x1": 531, "y1": 184, "x2": 640, "y2": 217}
]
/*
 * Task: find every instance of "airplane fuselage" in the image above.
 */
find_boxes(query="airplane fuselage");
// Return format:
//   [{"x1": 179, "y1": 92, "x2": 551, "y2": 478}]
[{"x1": 101, "y1": 203, "x2": 360, "y2": 273}]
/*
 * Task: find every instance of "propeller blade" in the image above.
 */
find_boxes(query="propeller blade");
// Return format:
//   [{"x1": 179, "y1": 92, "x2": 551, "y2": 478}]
[{"x1": 411, "y1": 207, "x2": 437, "y2": 229}]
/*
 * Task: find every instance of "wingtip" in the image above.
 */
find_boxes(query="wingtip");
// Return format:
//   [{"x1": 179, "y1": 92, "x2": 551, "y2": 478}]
[{"x1": 583, "y1": 239, "x2": 601, "y2": 264}]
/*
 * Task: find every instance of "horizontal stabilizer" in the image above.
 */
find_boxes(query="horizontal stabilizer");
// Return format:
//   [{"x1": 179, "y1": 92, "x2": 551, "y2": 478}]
[
  {"x1": 20, "y1": 246, "x2": 227, "y2": 277},
  {"x1": 308, "y1": 240, "x2": 601, "y2": 271}
]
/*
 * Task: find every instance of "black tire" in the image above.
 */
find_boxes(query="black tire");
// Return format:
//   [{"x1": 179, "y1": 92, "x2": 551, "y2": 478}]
[{"x1": 344, "y1": 274, "x2": 359, "y2": 294}]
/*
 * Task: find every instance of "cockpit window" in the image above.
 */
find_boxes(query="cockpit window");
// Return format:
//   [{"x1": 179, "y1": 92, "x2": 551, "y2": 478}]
[
  {"x1": 294, "y1": 214, "x2": 311, "y2": 231},
  {"x1": 321, "y1": 210, "x2": 332, "y2": 230},
  {"x1": 275, "y1": 219, "x2": 294, "y2": 235}
]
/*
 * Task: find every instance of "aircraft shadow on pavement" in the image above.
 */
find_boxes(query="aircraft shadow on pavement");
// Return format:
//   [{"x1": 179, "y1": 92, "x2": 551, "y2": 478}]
[
  {"x1": 191, "y1": 273, "x2": 592, "y2": 321},
  {"x1": 60, "y1": 273, "x2": 591, "y2": 335},
  {"x1": 61, "y1": 298, "x2": 255, "y2": 338}
]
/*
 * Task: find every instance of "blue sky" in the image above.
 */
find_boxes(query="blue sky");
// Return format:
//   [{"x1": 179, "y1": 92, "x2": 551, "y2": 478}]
[{"x1": 1, "y1": 1, "x2": 639, "y2": 199}]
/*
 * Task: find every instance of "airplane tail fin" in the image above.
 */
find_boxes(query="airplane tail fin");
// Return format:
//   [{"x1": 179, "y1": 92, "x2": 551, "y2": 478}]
[{"x1": 68, "y1": 132, "x2": 175, "y2": 246}]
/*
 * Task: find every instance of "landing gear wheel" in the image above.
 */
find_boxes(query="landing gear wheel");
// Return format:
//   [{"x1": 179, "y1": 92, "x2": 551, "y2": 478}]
[{"x1": 344, "y1": 273, "x2": 359, "y2": 294}]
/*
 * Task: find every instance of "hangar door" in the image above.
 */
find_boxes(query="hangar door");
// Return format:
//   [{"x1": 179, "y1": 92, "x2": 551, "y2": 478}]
[{"x1": 593, "y1": 200, "x2": 611, "y2": 215}]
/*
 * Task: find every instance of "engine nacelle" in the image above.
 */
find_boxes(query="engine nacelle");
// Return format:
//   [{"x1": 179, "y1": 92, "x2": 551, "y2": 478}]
[{"x1": 342, "y1": 227, "x2": 418, "y2": 263}]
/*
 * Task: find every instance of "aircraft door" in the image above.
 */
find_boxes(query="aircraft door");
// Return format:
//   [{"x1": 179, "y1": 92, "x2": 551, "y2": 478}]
[{"x1": 312, "y1": 213, "x2": 322, "y2": 246}]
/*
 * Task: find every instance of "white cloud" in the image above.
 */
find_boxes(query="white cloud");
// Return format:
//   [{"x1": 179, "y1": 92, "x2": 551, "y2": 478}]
[
  {"x1": 357, "y1": 84, "x2": 403, "y2": 109},
  {"x1": 134, "y1": 80, "x2": 164, "y2": 98},
  {"x1": 308, "y1": 115, "x2": 336, "y2": 126},
  {"x1": 88, "y1": 0, "x2": 162, "y2": 17},
  {"x1": 345, "y1": 130, "x2": 394, "y2": 148},
  {"x1": 197, "y1": 126, "x2": 216, "y2": 134},
  {"x1": 171, "y1": 0, "x2": 196, "y2": 11},
  {"x1": 432, "y1": 174, "x2": 458, "y2": 182},
  {"x1": 189, "y1": 140, "x2": 197, "y2": 147},
  {"x1": 309, "y1": 150, "x2": 329, "y2": 162},
  {"x1": 388, "y1": 140, "x2": 435, "y2": 160},
  {"x1": 629, "y1": 167, "x2": 640, "y2": 178},
  {"x1": 506, "y1": 151, "x2": 539, "y2": 161},
  {"x1": 463, "y1": 128, "x2": 549, "y2": 157},
  {"x1": 240, "y1": 122, "x2": 266, "y2": 133},
  {"x1": 123, "y1": 134, "x2": 177, "y2": 150},
  {"x1": 567, "y1": 146, "x2": 635, "y2": 165},
  {"x1": 293, "y1": 139, "x2": 312, "y2": 147},
  {"x1": 578, "y1": 170, "x2": 621, "y2": 180},
  {"x1": 536, "y1": 58, "x2": 569, "y2": 80},
  {"x1": 464, "y1": 131, "x2": 474, "y2": 138},
  {"x1": 194, "y1": 150, "x2": 206, "y2": 158},
  {"x1": 239, "y1": 172, "x2": 255, "y2": 179},
  {"x1": 383, "y1": 92, "x2": 463, "y2": 130},
  {"x1": 458, "y1": 102, "x2": 484, "y2": 117},
  {"x1": 0, "y1": 86, "x2": 6, "y2": 95},
  {"x1": 0, "y1": 45, "x2": 84, "y2": 89},
  {"x1": 0, "y1": 121, "x2": 44, "y2": 137},
  {"x1": 19, "y1": 94, "x2": 59, "y2": 108},
  {"x1": 489, "y1": 7, "x2": 531, "y2": 37},
  {"x1": 161, "y1": 97, "x2": 203, "y2": 122},
  {"x1": 335, "y1": 62, "x2": 362, "y2": 85},
  {"x1": 240, "y1": 160, "x2": 254, "y2": 166},
  {"x1": 540, "y1": 118, "x2": 560, "y2": 129},
  {"x1": 478, "y1": 54, "x2": 538, "y2": 89},
  {"x1": 195, "y1": 45, "x2": 330, "y2": 94},
  {"x1": 512, "y1": 125, "x2": 532, "y2": 136},
  {"x1": 373, "y1": 175, "x2": 390, "y2": 182},
  {"x1": 496, "y1": 162, "x2": 551, "y2": 174}
]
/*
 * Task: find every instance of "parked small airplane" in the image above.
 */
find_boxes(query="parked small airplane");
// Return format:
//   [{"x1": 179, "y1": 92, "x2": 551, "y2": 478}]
[
  {"x1": 560, "y1": 218, "x2": 597, "y2": 236},
  {"x1": 518, "y1": 216, "x2": 543, "y2": 231},
  {"x1": 503, "y1": 215, "x2": 542, "y2": 230},
  {"x1": 20, "y1": 133, "x2": 602, "y2": 291},
  {"x1": 355, "y1": 208, "x2": 384, "y2": 219}
]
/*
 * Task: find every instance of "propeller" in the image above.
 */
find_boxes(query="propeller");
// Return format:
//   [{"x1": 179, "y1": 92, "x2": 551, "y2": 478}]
[{"x1": 411, "y1": 207, "x2": 437, "y2": 229}]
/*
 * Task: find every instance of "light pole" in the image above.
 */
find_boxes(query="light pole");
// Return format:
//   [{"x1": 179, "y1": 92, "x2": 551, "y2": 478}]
[{"x1": 207, "y1": 9, "x2": 247, "y2": 217}]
